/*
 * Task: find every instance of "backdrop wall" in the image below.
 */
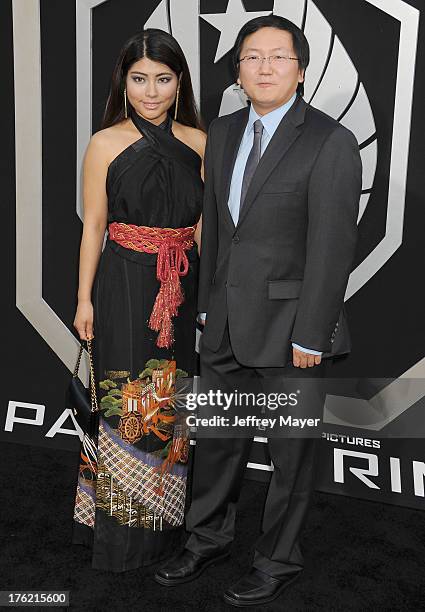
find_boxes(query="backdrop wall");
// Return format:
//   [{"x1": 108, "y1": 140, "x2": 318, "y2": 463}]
[{"x1": 2, "y1": 0, "x2": 425, "y2": 510}]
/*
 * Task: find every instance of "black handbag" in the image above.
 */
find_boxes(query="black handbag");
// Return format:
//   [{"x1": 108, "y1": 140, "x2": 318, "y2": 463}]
[{"x1": 66, "y1": 338, "x2": 99, "y2": 439}]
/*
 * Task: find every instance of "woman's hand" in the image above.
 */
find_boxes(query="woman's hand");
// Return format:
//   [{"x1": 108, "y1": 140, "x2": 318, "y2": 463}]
[{"x1": 73, "y1": 300, "x2": 94, "y2": 340}]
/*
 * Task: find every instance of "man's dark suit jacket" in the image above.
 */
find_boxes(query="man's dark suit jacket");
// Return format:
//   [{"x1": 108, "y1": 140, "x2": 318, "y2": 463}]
[{"x1": 198, "y1": 94, "x2": 362, "y2": 367}]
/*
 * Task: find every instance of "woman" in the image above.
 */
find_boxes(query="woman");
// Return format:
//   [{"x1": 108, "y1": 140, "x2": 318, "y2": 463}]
[{"x1": 72, "y1": 28, "x2": 205, "y2": 572}]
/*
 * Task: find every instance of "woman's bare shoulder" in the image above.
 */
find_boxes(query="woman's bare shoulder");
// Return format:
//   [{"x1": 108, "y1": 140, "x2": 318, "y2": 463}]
[
  {"x1": 89, "y1": 122, "x2": 131, "y2": 148},
  {"x1": 86, "y1": 121, "x2": 139, "y2": 164}
]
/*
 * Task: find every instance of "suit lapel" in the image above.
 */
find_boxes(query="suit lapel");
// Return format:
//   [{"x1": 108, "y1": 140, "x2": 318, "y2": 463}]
[
  {"x1": 219, "y1": 108, "x2": 249, "y2": 231},
  {"x1": 237, "y1": 96, "x2": 307, "y2": 227}
]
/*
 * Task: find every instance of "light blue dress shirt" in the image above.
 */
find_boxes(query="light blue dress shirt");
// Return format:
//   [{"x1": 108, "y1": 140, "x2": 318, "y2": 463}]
[{"x1": 201, "y1": 94, "x2": 322, "y2": 357}]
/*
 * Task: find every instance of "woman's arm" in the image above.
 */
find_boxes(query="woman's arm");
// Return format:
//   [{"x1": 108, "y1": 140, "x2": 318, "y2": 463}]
[
  {"x1": 73, "y1": 132, "x2": 109, "y2": 340},
  {"x1": 194, "y1": 214, "x2": 202, "y2": 254}
]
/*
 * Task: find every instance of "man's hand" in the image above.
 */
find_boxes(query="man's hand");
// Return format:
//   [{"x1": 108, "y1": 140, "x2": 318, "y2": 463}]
[{"x1": 292, "y1": 346, "x2": 322, "y2": 368}]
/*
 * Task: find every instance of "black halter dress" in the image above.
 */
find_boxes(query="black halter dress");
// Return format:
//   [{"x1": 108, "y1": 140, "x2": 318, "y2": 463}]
[{"x1": 73, "y1": 112, "x2": 203, "y2": 572}]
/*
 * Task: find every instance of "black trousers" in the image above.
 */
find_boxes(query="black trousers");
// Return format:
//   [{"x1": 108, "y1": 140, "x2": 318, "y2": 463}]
[{"x1": 185, "y1": 323, "x2": 325, "y2": 579}]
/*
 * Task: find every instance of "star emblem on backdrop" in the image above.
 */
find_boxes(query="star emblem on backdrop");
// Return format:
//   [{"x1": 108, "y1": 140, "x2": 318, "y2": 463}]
[{"x1": 200, "y1": 0, "x2": 271, "y2": 62}]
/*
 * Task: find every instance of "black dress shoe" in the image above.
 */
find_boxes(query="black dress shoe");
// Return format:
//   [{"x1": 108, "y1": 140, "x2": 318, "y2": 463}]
[
  {"x1": 154, "y1": 547, "x2": 231, "y2": 586},
  {"x1": 223, "y1": 567, "x2": 300, "y2": 607}
]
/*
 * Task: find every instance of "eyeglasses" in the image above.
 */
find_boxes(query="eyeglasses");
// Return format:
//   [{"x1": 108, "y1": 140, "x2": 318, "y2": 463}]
[{"x1": 239, "y1": 55, "x2": 299, "y2": 66}]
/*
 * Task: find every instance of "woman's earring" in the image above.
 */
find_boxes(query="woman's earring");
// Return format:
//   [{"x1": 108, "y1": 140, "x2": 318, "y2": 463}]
[
  {"x1": 174, "y1": 75, "x2": 182, "y2": 121},
  {"x1": 124, "y1": 88, "x2": 128, "y2": 119}
]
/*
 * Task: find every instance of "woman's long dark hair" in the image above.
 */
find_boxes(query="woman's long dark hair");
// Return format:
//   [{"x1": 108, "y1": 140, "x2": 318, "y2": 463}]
[{"x1": 102, "y1": 29, "x2": 203, "y2": 130}]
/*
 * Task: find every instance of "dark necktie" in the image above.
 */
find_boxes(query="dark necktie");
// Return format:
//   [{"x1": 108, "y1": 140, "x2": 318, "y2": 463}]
[{"x1": 239, "y1": 119, "x2": 264, "y2": 219}]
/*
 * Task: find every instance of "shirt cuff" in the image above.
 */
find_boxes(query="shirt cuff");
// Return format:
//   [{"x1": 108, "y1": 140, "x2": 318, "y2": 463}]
[
  {"x1": 292, "y1": 343, "x2": 322, "y2": 356},
  {"x1": 197, "y1": 312, "x2": 207, "y2": 323}
]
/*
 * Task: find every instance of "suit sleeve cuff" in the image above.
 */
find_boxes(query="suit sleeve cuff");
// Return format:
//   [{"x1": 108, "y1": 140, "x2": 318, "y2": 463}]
[{"x1": 292, "y1": 343, "x2": 322, "y2": 356}]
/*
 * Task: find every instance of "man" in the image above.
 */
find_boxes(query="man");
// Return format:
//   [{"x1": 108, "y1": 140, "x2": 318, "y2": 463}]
[{"x1": 155, "y1": 15, "x2": 362, "y2": 607}]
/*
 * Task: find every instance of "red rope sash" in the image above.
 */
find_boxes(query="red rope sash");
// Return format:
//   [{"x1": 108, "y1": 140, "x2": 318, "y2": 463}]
[{"x1": 108, "y1": 222, "x2": 196, "y2": 349}]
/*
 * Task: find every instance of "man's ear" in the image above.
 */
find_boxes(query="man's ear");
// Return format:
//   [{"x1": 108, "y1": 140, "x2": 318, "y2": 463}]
[{"x1": 298, "y1": 69, "x2": 305, "y2": 84}]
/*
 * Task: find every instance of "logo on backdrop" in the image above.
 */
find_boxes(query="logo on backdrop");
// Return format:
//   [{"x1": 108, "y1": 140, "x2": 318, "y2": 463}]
[{"x1": 142, "y1": 0, "x2": 417, "y2": 301}]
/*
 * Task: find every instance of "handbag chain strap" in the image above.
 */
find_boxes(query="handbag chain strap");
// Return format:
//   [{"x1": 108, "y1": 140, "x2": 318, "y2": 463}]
[
  {"x1": 86, "y1": 338, "x2": 99, "y2": 413},
  {"x1": 73, "y1": 343, "x2": 84, "y2": 378},
  {"x1": 73, "y1": 338, "x2": 99, "y2": 413}
]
